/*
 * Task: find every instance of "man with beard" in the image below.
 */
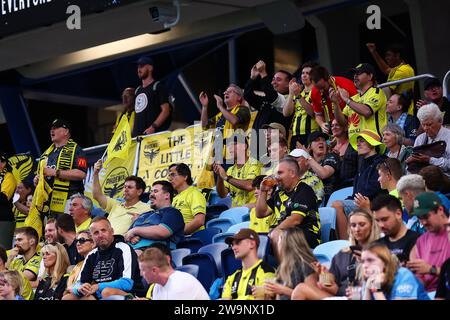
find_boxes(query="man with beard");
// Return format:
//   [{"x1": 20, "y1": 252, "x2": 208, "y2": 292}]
[
  {"x1": 372, "y1": 194, "x2": 420, "y2": 264},
  {"x1": 124, "y1": 181, "x2": 184, "y2": 253},
  {"x1": 331, "y1": 63, "x2": 387, "y2": 139},
  {"x1": 93, "y1": 159, "x2": 150, "y2": 236},
  {"x1": 6, "y1": 227, "x2": 41, "y2": 282},
  {"x1": 132, "y1": 56, "x2": 171, "y2": 137},
  {"x1": 44, "y1": 218, "x2": 58, "y2": 244},
  {"x1": 255, "y1": 157, "x2": 320, "y2": 259},
  {"x1": 65, "y1": 217, "x2": 143, "y2": 300}
]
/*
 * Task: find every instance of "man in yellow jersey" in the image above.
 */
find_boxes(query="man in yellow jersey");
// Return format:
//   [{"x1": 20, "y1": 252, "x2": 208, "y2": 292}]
[
  {"x1": 200, "y1": 84, "x2": 251, "y2": 162},
  {"x1": 112, "y1": 87, "x2": 135, "y2": 134},
  {"x1": 256, "y1": 158, "x2": 321, "y2": 260},
  {"x1": 6, "y1": 227, "x2": 41, "y2": 283},
  {"x1": 0, "y1": 246, "x2": 34, "y2": 300},
  {"x1": 168, "y1": 163, "x2": 206, "y2": 235},
  {"x1": 68, "y1": 193, "x2": 92, "y2": 233},
  {"x1": 222, "y1": 229, "x2": 275, "y2": 300},
  {"x1": 12, "y1": 181, "x2": 33, "y2": 230},
  {"x1": 282, "y1": 61, "x2": 320, "y2": 149},
  {"x1": 367, "y1": 43, "x2": 415, "y2": 113},
  {"x1": 332, "y1": 63, "x2": 387, "y2": 139},
  {"x1": 93, "y1": 159, "x2": 150, "y2": 236},
  {"x1": 262, "y1": 137, "x2": 289, "y2": 175},
  {"x1": 213, "y1": 136, "x2": 262, "y2": 207}
]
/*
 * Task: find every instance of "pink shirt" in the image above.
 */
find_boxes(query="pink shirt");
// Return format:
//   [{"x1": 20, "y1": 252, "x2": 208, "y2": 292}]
[{"x1": 415, "y1": 229, "x2": 450, "y2": 291}]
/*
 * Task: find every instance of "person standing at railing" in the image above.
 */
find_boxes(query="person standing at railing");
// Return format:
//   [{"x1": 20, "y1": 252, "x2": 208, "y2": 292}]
[
  {"x1": 416, "y1": 77, "x2": 450, "y2": 127},
  {"x1": 132, "y1": 56, "x2": 172, "y2": 137},
  {"x1": 112, "y1": 87, "x2": 136, "y2": 134},
  {"x1": 366, "y1": 43, "x2": 415, "y2": 114}
]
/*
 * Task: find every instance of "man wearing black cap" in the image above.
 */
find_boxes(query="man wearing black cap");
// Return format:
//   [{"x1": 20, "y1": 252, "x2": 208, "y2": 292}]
[
  {"x1": 331, "y1": 63, "x2": 387, "y2": 139},
  {"x1": 306, "y1": 131, "x2": 340, "y2": 203},
  {"x1": 417, "y1": 77, "x2": 450, "y2": 126},
  {"x1": 132, "y1": 56, "x2": 171, "y2": 137},
  {"x1": 222, "y1": 228, "x2": 275, "y2": 300},
  {"x1": 34, "y1": 119, "x2": 87, "y2": 215}
]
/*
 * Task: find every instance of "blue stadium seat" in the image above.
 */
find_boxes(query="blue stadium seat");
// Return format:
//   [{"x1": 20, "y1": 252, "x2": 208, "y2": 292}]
[
  {"x1": 206, "y1": 218, "x2": 234, "y2": 233},
  {"x1": 176, "y1": 238, "x2": 204, "y2": 253},
  {"x1": 176, "y1": 264, "x2": 199, "y2": 278},
  {"x1": 319, "y1": 207, "x2": 337, "y2": 243},
  {"x1": 182, "y1": 253, "x2": 218, "y2": 291},
  {"x1": 221, "y1": 247, "x2": 242, "y2": 279},
  {"x1": 198, "y1": 243, "x2": 228, "y2": 277},
  {"x1": 91, "y1": 206, "x2": 107, "y2": 218},
  {"x1": 313, "y1": 240, "x2": 350, "y2": 266},
  {"x1": 205, "y1": 205, "x2": 229, "y2": 223},
  {"x1": 227, "y1": 221, "x2": 251, "y2": 233},
  {"x1": 220, "y1": 207, "x2": 249, "y2": 224},
  {"x1": 326, "y1": 186, "x2": 353, "y2": 207},
  {"x1": 212, "y1": 232, "x2": 234, "y2": 244},
  {"x1": 191, "y1": 227, "x2": 221, "y2": 245},
  {"x1": 209, "y1": 191, "x2": 232, "y2": 208},
  {"x1": 171, "y1": 248, "x2": 191, "y2": 268},
  {"x1": 242, "y1": 212, "x2": 250, "y2": 222}
]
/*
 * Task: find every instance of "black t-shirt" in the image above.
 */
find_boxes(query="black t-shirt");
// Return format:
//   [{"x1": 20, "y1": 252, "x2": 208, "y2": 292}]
[
  {"x1": 376, "y1": 229, "x2": 420, "y2": 263},
  {"x1": 132, "y1": 81, "x2": 170, "y2": 137},
  {"x1": 64, "y1": 240, "x2": 84, "y2": 265},
  {"x1": 45, "y1": 143, "x2": 87, "y2": 195},
  {"x1": 319, "y1": 152, "x2": 341, "y2": 197},
  {"x1": 267, "y1": 181, "x2": 321, "y2": 248},
  {"x1": 436, "y1": 258, "x2": 450, "y2": 299},
  {"x1": 441, "y1": 97, "x2": 450, "y2": 126},
  {"x1": 34, "y1": 275, "x2": 69, "y2": 300}
]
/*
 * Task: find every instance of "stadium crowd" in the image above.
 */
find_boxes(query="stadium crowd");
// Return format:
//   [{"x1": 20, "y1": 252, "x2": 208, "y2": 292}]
[{"x1": 0, "y1": 42, "x2": 449, "y2": 301}]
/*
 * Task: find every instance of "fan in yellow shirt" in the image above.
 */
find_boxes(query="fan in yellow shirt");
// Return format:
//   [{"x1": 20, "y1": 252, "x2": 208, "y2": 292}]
[
  {"x1": 366, "y1": 43, "x2": 415, "y2": 114},
  {"x1": 168, "y1": 163, "x2": 206, "y2": 235},
  {"x1": 214, "y1": 137, "x2": 262, "y2": 208},
  {"x1": 332, "y1": 63, "x2": 387, "y2": 139}
]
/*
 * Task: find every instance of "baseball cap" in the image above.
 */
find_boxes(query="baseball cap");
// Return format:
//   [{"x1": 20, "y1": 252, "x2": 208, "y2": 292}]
[
  {"x1": 349, "y1": 129, "x2": 386, "y2": 154},
  {"x1": 136, "y1": 56, "x2": 154, "y2": 66},
  {"x1": 412, "y1": 192, "x2": 442, "y2": 217},
  {"x1": 307, "y1": 131, "x2": 329, "y2": 146},
  {"x1": 352, "y1": 63, "x2": 376, "y2": 76},
  {"x1": 225, "y1": 228, "x2": 260, "y2": 247},
  {"x1": 51, "y1": 119, "x2": 71, "y2": 132},
  {"x1": 262, "y1": 122, "x2": 287, "y2": 138},
  {"x1": 424, "y1": 77, "x2": 441, "y2": 90},
  {"x1": 289, "y1": 148, "x2": 311, "y2": 159}
]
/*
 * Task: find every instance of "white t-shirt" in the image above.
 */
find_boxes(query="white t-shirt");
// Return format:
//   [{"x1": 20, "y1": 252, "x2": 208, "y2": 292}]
[{"x1": 151, "y1": 271, "x2": 210, "y2": 300}]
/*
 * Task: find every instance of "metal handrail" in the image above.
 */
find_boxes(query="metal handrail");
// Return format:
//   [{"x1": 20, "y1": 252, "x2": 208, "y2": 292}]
[
  {"x1": 377, "y1": 73, "x2": 435, "y2": 89},
  {"x1": 443, "y1": 70, "x2": 450, "y2": 99}
]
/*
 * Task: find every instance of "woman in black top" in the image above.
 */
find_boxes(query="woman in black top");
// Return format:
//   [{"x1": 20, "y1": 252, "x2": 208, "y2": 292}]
[{"x1": 34, "y1": 243, "x2": 70, "y2": 300}]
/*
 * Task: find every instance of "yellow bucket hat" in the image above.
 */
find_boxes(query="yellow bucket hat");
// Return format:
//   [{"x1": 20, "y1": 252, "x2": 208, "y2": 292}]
[{"x1": 349, "y1": 129, "x2": 386, "y2": 154}]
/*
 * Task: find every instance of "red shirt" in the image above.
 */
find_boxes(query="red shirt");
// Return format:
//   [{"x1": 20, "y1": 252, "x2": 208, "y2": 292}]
[{"x1": 311, "y1": 76, "x2": 357, "y2": 122}]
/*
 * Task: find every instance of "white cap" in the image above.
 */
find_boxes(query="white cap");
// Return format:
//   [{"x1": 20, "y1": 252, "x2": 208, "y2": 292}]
[{"x1": 289, "y1": 149, "x2": 311, "y2": 159}]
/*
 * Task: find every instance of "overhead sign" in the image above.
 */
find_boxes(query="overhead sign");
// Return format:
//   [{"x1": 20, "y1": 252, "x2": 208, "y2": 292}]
[{"x1": 0, "y1": 0, "x2": 134, "y2": 38}]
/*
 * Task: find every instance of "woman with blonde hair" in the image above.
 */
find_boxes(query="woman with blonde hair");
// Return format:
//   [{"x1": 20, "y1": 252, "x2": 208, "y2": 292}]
[
  {"x1": 263, "y1": 227, "x2": 318, "y2": 300},
  {"x1": 0, "y1": 270, "x2": 24, "y2": 300},
  {"x1": 34, "y1": 242, "x2": 70, "y2": 300},
  {"x1": 291, "y1": 208, "x2": 380, "y2": 299},
  {"x1": 361, "y1": 242, "x2": 429, "y2": 300},
  {"x1": 63, "y1": 230, "x2": 95, "y2": 297}
]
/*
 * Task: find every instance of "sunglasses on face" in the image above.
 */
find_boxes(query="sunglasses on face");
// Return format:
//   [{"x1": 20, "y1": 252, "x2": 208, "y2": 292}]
[{"x1": 76, "y1": 238, "x2": 93, "y2": 245}]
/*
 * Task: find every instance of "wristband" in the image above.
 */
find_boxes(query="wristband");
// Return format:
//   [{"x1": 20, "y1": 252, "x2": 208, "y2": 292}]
[{"x1": 346, "y1": 98, "x2": 352, "y2": 105}]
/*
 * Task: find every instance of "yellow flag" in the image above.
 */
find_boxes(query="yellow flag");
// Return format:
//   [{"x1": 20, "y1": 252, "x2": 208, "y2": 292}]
[{"x1": 104, "y1": 115, "x2": 131, "y2": 167}]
